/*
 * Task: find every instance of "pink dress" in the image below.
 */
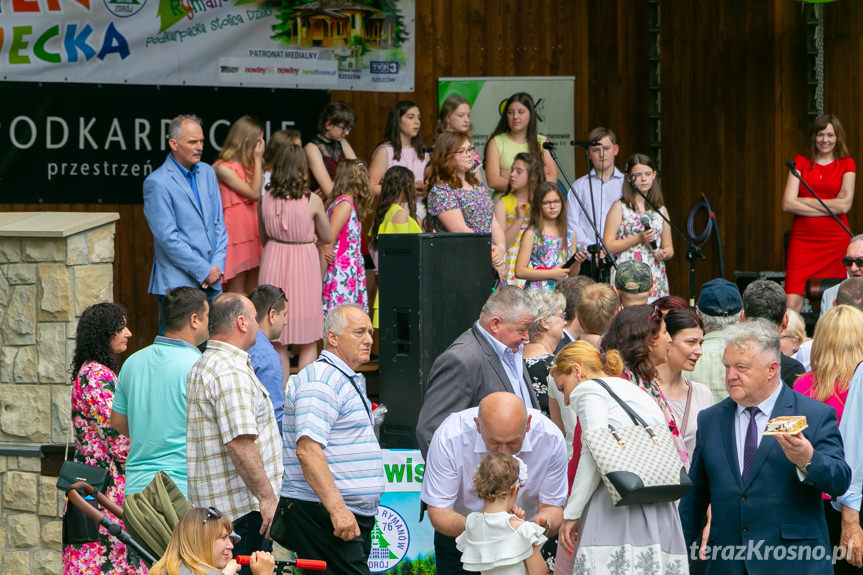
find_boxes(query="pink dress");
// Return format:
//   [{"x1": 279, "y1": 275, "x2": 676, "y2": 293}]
[
  {"x1": 215, "y1": 159, "x2": 262, "y2": 280},
  {"x1": 323, "y1": 195, "x2": 368, "y2": 315},
  {"x1": 259, "y1": 193, "x2": 323, "y2": 345}
]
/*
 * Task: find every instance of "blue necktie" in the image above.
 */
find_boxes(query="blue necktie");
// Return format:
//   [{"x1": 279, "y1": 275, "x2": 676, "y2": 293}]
[{"x1": 742, "y1": 406, "x2": 760, "y2": 482}]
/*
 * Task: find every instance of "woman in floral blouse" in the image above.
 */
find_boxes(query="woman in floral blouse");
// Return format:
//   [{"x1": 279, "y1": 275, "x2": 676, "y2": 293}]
[{"x1": 62, "y1": 302, "x2": 146, "y2": 575}]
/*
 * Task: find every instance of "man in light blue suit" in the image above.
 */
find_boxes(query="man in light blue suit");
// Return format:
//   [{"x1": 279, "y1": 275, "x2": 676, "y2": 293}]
[
  {"x1": 680, "y1": 319, "x2": 850, "y2": 575},
  {"x1": 144, "y1": 114, "x2": 228, "y2": 331}
]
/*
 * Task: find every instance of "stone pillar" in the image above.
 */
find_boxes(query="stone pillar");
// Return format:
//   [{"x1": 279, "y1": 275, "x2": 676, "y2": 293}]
[{"x1": 0, "y1": 212, "x2": 118, "y2": 574}]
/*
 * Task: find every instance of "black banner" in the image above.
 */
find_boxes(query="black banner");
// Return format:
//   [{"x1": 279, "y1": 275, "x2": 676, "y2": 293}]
[{"x1": 0, "y1": 83, "x2": 329, "y2": 204}]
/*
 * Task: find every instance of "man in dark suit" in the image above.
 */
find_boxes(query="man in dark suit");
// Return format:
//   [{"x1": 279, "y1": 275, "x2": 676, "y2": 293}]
[
  {"x1": 680, "y1": 319, "x2": 850, "y2": 575},
  {"x1": 416, "y1": 286, "x2": 538, "y2": 457}
]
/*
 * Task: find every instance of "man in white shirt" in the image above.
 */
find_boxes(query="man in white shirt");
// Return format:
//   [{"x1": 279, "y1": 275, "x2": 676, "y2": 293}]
[
  {"x1": 421, "y1": 392, "x2": 568, "y2": 575},
  {"x1": 567, "y1": 127, "x2": 624, "y2": 251}
]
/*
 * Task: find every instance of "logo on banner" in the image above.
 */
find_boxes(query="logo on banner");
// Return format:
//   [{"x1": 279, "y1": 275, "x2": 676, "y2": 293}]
[
  {"x1": 368, "y1": 505, "x2": 410, "y2": 573},
  {"x1": 104, "y1": 0, "x2": 147, "y2": 17}
]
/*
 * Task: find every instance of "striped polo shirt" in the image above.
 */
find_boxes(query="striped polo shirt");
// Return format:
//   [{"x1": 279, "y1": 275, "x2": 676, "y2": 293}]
[{"x1": 280, "y1": 350, "x2": 384, "y2": 516}]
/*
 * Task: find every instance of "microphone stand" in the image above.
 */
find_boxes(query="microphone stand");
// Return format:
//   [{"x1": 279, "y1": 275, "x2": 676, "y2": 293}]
[
  {"x1": 786, "y1": 161, "x2": 853, "y2": 238},
  {"x1": 629, "y1": 181, "x2": 706, "y2": 305},
  {"x1": 546, "y1": 142, "x2": 617, "y2": 278}
]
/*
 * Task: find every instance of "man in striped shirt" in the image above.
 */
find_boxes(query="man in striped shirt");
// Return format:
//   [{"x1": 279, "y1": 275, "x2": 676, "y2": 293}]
[{"x1": 272, "y1": 304, "x2": 383, "y2": 575}]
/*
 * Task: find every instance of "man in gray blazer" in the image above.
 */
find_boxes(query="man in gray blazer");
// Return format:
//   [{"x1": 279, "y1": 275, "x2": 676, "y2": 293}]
[{"x1": 416, "y1": 286, "x2": 539, "y2": 457}]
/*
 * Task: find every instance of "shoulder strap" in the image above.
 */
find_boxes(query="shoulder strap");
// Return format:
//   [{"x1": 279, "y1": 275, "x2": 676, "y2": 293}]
[
  {"x1": 680, "y1": 379, "x2": 694, "y2": 438},
  {"x1": 317, "y1": 357, "x2": 372, "y2": 422},
  {"x1": 593, "y1": 378, "x2": 650, "y2": 428}
]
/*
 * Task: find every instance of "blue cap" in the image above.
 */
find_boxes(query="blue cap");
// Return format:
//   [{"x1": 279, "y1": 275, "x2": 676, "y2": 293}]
[{"x1": 697, "y1": 278, "x2": 743, "y2": 317}]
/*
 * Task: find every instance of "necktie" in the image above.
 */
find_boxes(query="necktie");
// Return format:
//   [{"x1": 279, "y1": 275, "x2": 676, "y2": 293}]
[{"x1": 742, "y1": 406, "x2": 760, "y2": 482}]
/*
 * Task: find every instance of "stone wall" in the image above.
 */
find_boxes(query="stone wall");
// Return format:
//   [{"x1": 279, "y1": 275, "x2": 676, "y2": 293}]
[{"x1": 0, "y1": 215, "x2": 117, "y2": 574}]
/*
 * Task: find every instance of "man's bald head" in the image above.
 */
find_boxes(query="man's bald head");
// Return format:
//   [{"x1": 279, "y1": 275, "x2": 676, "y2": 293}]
[{"x1": 475, "y1": 392, "x2": 531, "y2": 455}]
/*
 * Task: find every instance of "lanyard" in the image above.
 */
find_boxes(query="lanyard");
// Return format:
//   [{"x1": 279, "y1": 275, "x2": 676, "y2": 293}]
[{"x1": 316, "y1": 357, "x2": 373, "y2": 423}]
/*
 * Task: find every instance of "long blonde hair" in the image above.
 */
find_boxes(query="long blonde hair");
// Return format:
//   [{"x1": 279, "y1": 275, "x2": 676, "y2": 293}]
[
  {"x1": 331, "y1": 159, "x2": 373, "y2": 219},
  {"x1": 217, "y1": 116, "x2": 263, "y2": 182},
  {"x1": 149, "y1": 508, "x2": 233, "y2": 575},
  {"x1": 810, "y1": 305, "x2": 863, "y2": 401}
]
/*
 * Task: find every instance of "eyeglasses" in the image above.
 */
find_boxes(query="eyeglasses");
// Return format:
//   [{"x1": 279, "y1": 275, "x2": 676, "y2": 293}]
[
  {"x1": 842, "y1": 257, "x2": 863, "y2": 268},
  {"x1": 542, "y1": 199, "x2": 562, "y2": 206},
  {"x1": 449, "y1": 146, "x2": 476, "y2": 156},
  {"x1": 203, "y1": 506, "x2": 222, "y2": 525},
  {"x1": 780, "y1": 334, "x2": 800, "y2": 342},
  {"x1": 266, "y1": 287, "x2": 286, "y2": 313},
  {"x1": 336, "y1": 125, "x2": 352, "y2": 135}
]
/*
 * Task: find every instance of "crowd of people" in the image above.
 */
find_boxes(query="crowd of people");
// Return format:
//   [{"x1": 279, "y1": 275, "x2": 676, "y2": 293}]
[{"x1": 61, "y1": 104, "x2": 863, "y2": 575}]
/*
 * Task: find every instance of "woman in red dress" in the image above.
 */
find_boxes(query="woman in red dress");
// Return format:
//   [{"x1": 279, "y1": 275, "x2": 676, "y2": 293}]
[{"x1": 782, "y1": 114, "x2": 856, "y2": 312}]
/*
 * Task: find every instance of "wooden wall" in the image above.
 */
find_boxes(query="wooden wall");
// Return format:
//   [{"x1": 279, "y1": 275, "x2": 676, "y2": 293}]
[{"x1": 3, "y1": 0, "x2": 861, "y2": 352}]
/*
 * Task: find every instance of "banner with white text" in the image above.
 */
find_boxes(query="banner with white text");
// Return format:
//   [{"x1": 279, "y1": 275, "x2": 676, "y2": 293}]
[{"x1": 0, "y1": 0, "x2": 414, "y2": 91}]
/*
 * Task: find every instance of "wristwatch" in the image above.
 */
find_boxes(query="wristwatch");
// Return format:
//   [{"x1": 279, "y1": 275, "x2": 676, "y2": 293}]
[{"x1": 798, "y1": 460, "x2": 812, "y2": 475}]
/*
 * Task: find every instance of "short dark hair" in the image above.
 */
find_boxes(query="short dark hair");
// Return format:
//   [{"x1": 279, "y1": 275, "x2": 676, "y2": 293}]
[
  {"x1": 742, "y1": 279, "x2": 786, "y2": 326},
  {"x1": 556, "y1": 276, "x2": 595, "y2": 322},
  {"x1": 162, "y1": 287, "x2": 207, "y2": 332},
  {"x1": 836, "y1": 277, "x2": 863, "y2": 311},
  {"x1": 317, "y1": 101, "x2": 356, "y2": 134},
  {"x1": 208, "y1": 293, "x2": 248, "y2": 336},
  {"x1": 248, "y1": 284, "x2": 287, "y2": 323}
]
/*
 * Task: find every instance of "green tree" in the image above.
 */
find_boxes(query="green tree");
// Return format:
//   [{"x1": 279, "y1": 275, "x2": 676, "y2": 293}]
[
  {"x1": 379, "y1": 0, "x2": 408, "y2": 46},
  {"x1": 271, "y1": 0, "x2": 308, "y2": 43}
]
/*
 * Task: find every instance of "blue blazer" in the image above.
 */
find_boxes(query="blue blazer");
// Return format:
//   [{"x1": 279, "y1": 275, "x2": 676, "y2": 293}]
[
  {"x1": 143, "y1": 155, "x2": 228, "y2": 295},
  {"x1": 679, "y1": 384, "x2": 850, "y2": 575}
]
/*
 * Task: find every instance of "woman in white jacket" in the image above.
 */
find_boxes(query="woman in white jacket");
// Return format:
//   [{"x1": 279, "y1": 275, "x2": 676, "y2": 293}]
[{"x1": 552, "y1": 341, "x2": 689, "y2": 575}]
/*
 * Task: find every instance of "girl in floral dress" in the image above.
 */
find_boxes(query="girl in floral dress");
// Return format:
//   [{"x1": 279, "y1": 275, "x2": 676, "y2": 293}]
[
  {"x1": 515, "y1": 183, "x2": 585, "y2": 290},
  {"x1": 493, "y1": 152, "x2": 545, "y2": 287},
  {"x1": 603, "y1": 153, "x2": 673, "y2": 301},
  {"x1": 322, "y1": 159, "x2": 373, "y2": 315},
  {"x1": 63, "y1": 303, "x2": 146, "y2": 575}
]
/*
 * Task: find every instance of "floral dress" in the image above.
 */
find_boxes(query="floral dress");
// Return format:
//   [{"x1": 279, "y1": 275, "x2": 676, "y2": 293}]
[
  {"x1": 610, "y1": 201, "x2": 669, "y2": 300},
  {"x1": 524, "y1": 227, "x2": 575, "y2": 291},
  {"x1": 427, "y1": 181, "x2": 494, "y2": 234},
  {"x1": 63, "y1": 361, "x2": 147, "y2": 575},
  {"x1": 323, "y1": 195, "x2": 368, "y2": 315}
]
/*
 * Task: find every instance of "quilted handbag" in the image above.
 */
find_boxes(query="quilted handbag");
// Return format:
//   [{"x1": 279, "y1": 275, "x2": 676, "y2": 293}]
[{"x1": 581, "y1": 378, "x2": 692, "y2": 506}]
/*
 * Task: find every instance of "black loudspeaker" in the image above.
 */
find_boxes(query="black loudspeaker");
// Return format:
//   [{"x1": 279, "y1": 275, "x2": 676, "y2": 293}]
[{"x1": 377, "y1": 233, "x2": 495, "y2": 448}]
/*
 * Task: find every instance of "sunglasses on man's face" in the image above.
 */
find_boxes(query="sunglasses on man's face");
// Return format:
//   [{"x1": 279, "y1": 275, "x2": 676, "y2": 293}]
[{"x1": 843, "y1": 257, "x2": 863, "y2": 268}]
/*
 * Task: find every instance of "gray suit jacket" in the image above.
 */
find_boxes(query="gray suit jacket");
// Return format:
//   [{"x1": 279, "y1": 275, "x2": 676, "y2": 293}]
[{"x1": 416, "y1": 324, "x2": 538, "y2": 457}]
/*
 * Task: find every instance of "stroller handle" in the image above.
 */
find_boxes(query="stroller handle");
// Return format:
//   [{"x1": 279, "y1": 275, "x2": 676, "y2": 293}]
[
  {"x1": 67, "y1": 480, "x2": 125, "y2": 518},
  {"x1": 236, "y1": 555, "x2": 327, "y2": 571}
]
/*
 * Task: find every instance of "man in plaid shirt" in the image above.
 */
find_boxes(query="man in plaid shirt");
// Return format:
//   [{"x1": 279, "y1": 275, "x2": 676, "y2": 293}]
[{"x1": 187, "y1": 293, "x2": 282, "y2": 573}]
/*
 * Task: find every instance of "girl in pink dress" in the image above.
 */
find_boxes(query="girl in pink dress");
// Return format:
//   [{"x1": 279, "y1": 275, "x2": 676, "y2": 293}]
[
  {"x1": 322, "y1": 160, "x2": 373, "y2": 316},
  {"x1": 259, "y1": 144, "x2": 331, "y2": 371},
  {"x1": 215, "y1": 116, "x2": 265, "y2": 293}
]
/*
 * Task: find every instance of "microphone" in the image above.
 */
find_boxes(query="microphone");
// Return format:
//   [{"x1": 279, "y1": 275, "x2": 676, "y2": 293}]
[
  {"x1": 785, "y1": 160, "x2": 800, "y2": 177},
  {"x1": 640, "y1": 215, "x2": 658, "y2": 250},
  {"x1": 542, "y1": 141, "x2": 555, "y2": 150},
  {"x1": 236, "y1": 555, "x2": 327, "y2": 571},
  {"x1": 628, "y1": 176, "x2": 639, "y2": 192},
  {"x1": 571, "y1": 140, "x2": 599, "y2": 147}
]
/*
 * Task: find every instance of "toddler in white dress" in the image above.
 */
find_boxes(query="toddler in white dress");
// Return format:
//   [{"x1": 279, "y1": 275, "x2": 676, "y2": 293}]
[{"x1": 455, "y1": 453, "x2": 547, "y2": 575}]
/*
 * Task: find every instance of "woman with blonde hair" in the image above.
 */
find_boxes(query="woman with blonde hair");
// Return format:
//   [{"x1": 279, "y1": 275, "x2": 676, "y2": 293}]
[
  {"x1": 793, "y1": 304, "x2": 863, "y2": 574},
  {"x1": 215, "y1": 116, "x2": 266, "y2": 293},
  {"x1": 781, "y1": 308, "x2": 811, "y2": 366},
  {"x1": 149, "y1": 507, "x2": 274, "y2": 575},
  {"x1": 553, "y1": 341, "x2": 689, "y2": 573}
]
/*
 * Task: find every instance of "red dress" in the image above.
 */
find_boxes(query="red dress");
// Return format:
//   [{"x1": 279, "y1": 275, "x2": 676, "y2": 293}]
[{"x1": 785, "y1": 153, "x2": 855, "y2": 295}]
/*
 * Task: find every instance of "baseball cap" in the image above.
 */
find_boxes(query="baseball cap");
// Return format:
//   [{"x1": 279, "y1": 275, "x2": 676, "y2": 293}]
[
  {"x1": 697, "y1": 278, "x2": 743, "y2": 317},
  {"x1": 614, "y1": 260, "x2": 653, "y2": 294}
]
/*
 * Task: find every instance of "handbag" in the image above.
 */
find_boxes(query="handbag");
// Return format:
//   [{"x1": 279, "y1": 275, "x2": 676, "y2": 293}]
[
  {"x1": 58, "y1": 411, "x2": 109, "y2": 545},
  {"x1": 581, "y1": 378, "x2": 692, "y2": 506}
]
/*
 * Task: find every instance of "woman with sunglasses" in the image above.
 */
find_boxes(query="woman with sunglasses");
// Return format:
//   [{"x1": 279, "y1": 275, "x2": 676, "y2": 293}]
[
  {"x1": 782, "y1": 114, "x2": 856, "y2": 312},
  {"x1": 601, "y1": 304, "x2": 689, "y2": 468},
  {"x1": 426, "y1": 131, "x2": 506, "y2": 276},
  {"x1": 150, "y1": 507, "x2": 275, "y2": 575}
]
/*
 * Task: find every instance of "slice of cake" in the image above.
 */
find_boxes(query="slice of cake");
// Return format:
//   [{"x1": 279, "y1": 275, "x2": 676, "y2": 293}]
[{"x1": 763, "y1": 415, "x2": 808, "y2": 435}]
